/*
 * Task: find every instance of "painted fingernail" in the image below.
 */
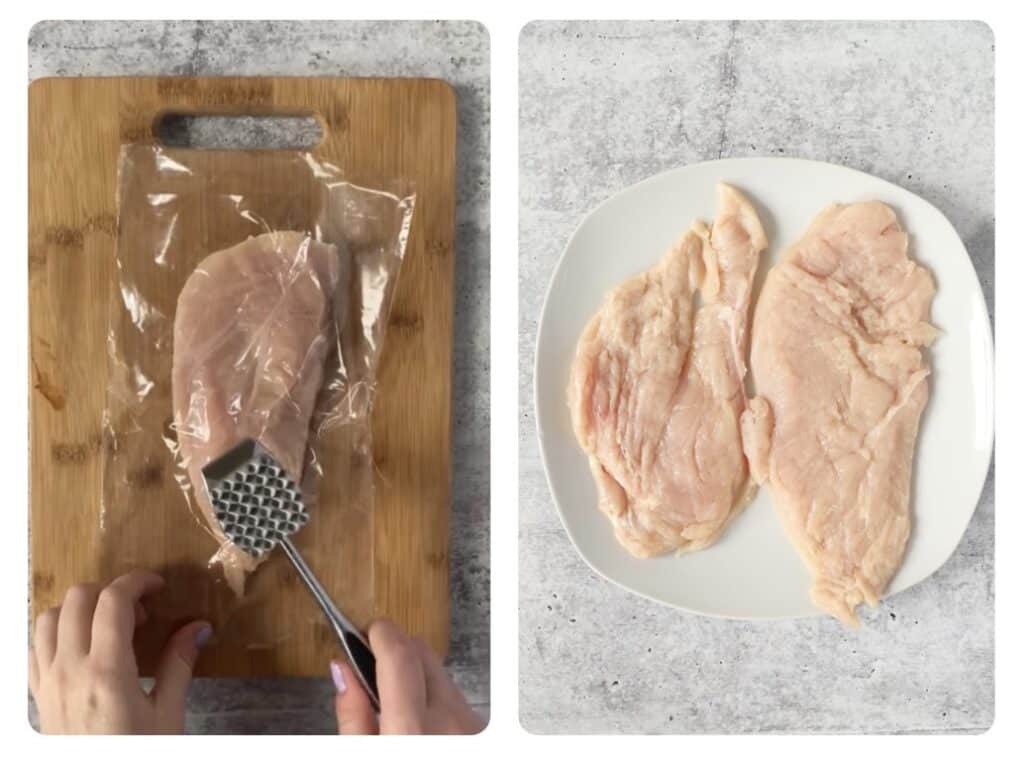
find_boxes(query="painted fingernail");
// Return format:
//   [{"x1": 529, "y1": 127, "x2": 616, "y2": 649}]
[
  {"x1": 330, "y1": 660, "x2": 347, "y2": 694},
  {"x1": 194, "y1": 624, "x2": 213, "y2": 649}
]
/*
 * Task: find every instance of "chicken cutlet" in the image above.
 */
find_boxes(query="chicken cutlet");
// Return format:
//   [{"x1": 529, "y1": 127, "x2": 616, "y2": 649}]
[
  {"x1": 741, "y1": 201, "x2": 937, "y2": 625},
  {"x1": 172, "y1": 231, "x2": 344, "y2": 594},
  {"x1": 568, "y1": 184, "x2": 766, "y2": 556}
]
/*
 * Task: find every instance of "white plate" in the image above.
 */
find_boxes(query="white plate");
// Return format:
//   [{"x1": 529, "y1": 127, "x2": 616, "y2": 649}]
[{"x1": 534, "y1": 157, "x2": 993, "y2": 620}]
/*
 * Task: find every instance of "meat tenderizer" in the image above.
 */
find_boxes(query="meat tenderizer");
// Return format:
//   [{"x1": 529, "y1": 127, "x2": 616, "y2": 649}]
[{"x1": 201, "y1": 438, "x2": 379, "y2": 709}]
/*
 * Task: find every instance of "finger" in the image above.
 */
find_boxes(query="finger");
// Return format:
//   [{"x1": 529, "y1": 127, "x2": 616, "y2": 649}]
[
  {"x1": 412, "y1": 638, "x2": 458, "y2": 705},
  {"x1": 33, "y1": 606, "x2": 61, "y2": 666},
  {"x1": 368, "y1": 619, "x2": 427, "y2": 718},
  {"x1": 90, "y1": 570, "x2": 164, "y2": 668},
  {"x1": 56, "y1": 583, "x2": 101, "y2": 655},
  {"x1": 134, "y1": 601, "x2": 148, "y2": 626},
  {"x1": 410, "y1": 639, "x2": 484, "y2": 733},
  {"x1": 28, "y1": 649, "x2": 40, "y2": 698},
  {"x1": 333, "y1": 660, "x2": 378, "y2": 735},
  {"x1": 151, "y1": 621, "x2": 211, "y2": 720}
]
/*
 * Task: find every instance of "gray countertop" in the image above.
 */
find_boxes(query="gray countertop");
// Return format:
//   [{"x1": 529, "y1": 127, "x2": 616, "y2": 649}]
[
  {"x1": 29, "y1": 20, "x2": 490, "y2": 733},
  {"x1": 519, "y1": 20, "x2": 993, "y2": 734}
]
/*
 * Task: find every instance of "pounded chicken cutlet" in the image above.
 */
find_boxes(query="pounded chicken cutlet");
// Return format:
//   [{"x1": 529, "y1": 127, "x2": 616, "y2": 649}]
[
  {"x1": 741, "y1": 201, "x2": 937, "y2": 625},
  {"x1": 568, "y1": 184, "x2": 766, "y2": 556},
  {"x1": 173, "y1": 231, "x2": 344, "y2": 594}
]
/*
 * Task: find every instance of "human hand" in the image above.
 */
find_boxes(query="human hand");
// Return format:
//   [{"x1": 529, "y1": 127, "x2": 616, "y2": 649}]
[
  {"x1": 29, "y1": 569, "x2": 211, "y2": 734},
  {"x1": 333, "y1": 619, "x2": 484, "y2": 735}
]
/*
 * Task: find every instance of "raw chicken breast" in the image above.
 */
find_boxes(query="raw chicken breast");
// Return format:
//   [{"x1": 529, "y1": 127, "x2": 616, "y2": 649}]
[
  {"x1": 172, "y1": 231, "x2": 344, "y2": 593},
  {"x1": 741, "y1": 202, "x2": 937, "y2": 626},
  {"x1": 568, "y1": 184, "x2": 766, "y2": 556}
]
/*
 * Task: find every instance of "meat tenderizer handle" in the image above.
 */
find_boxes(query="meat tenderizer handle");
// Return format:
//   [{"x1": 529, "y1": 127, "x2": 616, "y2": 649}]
[{"x1": 279, "y1": 537, "x2": 380, "y2": 711}]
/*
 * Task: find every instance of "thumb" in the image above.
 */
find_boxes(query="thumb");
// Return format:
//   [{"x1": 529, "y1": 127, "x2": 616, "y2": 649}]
[
  {"x1": 333, "y1": 660, "x2": 378, "y2": 735},
  {"x1": 152, "y1": 621, "x2": 211, "y2": 718}
]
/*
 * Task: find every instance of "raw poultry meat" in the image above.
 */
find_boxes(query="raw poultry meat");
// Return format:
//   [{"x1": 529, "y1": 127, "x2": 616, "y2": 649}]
[
  {"x1": 172, "y1": 231, "x2": 344, "y2": 594},
  {"x1": 741, "y1": 201, "x2": 937, "y2": 626},
  {"x1": 568, "y1": 184, "x2": 766, "y2": 556}
]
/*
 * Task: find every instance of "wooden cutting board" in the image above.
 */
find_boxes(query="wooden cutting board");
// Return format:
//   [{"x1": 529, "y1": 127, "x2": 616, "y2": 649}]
[{"x1": 28, "y1": 77, "x2": 455, "y2": 676}]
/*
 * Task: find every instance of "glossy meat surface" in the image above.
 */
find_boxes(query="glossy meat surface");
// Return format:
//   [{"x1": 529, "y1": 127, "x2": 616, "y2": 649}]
[
  {"x1": 741, "y1": 202, "x2": 936, "y2": 625},
  {"x1": 568, "y1": 184, "x2": 766, "y2": 556},
  {"x1": 172, "y1": 231, "x2": 343, "y2": 593}
]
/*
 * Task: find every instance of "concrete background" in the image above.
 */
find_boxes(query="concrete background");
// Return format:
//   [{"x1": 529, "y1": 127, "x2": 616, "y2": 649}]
[
  {"x1": 520, "y1": 20, "x2": 994, "y2": 734},
  {"x1": 29, "y1": 20, "x2": 490, "y2": 733}
]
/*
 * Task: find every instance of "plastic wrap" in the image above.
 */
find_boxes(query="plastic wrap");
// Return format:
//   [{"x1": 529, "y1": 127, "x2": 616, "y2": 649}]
[{"x1": 102, "y1": 145, "x2": 414, "y2": 635}]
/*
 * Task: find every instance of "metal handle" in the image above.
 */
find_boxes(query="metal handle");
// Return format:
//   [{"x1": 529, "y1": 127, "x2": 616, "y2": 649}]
[{"x1": 280, "y1": 537, "x2": 379, "y2": 711}]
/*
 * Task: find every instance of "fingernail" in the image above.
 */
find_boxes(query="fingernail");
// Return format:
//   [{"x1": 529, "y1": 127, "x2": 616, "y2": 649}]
[
  {"x1": 330, "y1": 660, "x2": 347, "y2": 694},
  {"x1": 194, "y1": 624, "x2": 213, "y2": 649}
]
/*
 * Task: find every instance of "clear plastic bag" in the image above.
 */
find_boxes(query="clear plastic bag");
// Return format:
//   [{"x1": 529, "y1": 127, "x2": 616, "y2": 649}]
[{"x1": 101, "y1": 145, "x2": 413, "y2": 663}]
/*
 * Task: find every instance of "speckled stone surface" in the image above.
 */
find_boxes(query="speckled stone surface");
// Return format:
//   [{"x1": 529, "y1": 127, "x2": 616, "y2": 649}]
[
  {"x1": 519, "y1": 20, "x2": 993, "y2": 735},
  {"x1": 28, "y1": 20, "x2": 489, "y2": 733}
]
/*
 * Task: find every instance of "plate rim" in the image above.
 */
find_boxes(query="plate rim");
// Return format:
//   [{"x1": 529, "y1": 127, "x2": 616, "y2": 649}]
[{"x1": 532, "y1": 155, "x2": 994, "y2": 620}]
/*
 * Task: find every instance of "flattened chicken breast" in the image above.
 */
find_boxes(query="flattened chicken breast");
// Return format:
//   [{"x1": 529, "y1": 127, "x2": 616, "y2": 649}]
[
  {"x1": 568, "y1": 184, "x2": 766, "y2": 556},
  {"x1": 741, "y1": 202, "x2": 937, "y2": 625},
  {"x1": 172, "y1": 231, "x2": 344, "y2": 594}
]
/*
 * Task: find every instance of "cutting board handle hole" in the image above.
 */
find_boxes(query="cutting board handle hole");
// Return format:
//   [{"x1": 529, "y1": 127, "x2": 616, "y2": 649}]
[{"x1": 155, "y1": 113, "x2": 325, "y2": 150}]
